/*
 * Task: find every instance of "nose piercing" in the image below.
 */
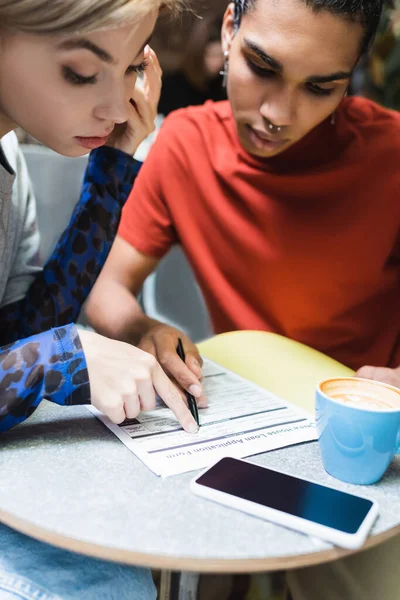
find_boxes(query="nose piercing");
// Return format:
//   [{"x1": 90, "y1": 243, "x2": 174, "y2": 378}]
[{"x1": 268, "y1": 123, "x2": 282, "y2": 133}]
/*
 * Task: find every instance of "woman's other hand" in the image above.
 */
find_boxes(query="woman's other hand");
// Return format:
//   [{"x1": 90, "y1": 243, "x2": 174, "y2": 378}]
[{"x1": 106, "y1": 46, "x2": 162, "y2": 155}]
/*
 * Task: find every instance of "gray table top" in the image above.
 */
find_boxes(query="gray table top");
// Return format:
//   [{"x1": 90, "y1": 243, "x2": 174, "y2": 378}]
[{"x1": 1, "y1": 402, "x2": 399, "y2": 573}]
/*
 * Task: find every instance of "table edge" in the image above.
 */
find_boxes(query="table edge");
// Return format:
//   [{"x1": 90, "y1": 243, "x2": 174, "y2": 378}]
[{"x1": 1, "y1": 508, "x2": 399, "y2": 573}]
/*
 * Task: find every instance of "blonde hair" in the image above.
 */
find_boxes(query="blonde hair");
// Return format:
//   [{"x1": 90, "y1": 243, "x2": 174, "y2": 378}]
[{"x1": 0, "y1": 0, "x2": 183, "y2": 35}]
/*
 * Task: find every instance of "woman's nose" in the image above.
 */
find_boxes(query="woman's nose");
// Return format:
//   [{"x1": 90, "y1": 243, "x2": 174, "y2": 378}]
[{"x1": 94, "y1": 87, "x2": 131, "y2": 124}]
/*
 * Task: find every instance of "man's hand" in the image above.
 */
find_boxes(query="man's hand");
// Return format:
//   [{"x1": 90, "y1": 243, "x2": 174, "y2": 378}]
[
  {"x1": 355, "y1": 365, "x2": 400, "y2": 390},
  {"x1": 106, "y1": 46, "x2": 162, "y2": 156},
  {"x1": 138, "y1": 323, "x2": 208, "y2": 407}
]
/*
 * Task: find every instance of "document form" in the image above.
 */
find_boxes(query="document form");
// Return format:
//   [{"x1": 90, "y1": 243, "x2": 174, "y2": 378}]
[{"x1": 88, "y1": 359, "x2": 316, "y2": 477}]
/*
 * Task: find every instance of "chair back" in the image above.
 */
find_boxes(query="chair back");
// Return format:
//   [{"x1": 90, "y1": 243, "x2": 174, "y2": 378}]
[
  {"x1": 142, "y1": 246, "x2": 213, "y2": 343},
  {"x1": 21, "y1": 145, "x2": 88, "y2": 262}
]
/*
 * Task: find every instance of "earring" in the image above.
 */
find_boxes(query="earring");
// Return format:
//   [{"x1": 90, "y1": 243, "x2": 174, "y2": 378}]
[
  {"x1": 330, "y1": 113, "x2": 336, "y2": 126},
  {"x1": 220, "y1": 51, "x2": 230, "y2": 88}
]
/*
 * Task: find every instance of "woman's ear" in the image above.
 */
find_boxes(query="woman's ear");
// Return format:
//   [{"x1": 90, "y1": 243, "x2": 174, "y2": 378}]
[{"x1": 221, "y1": 2, "x2": 235, "y2": 56}]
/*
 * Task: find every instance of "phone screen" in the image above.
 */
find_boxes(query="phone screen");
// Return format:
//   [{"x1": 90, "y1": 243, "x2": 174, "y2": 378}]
[{"x1": 196, "y1": 458, "x2": 373, "y2": 534}]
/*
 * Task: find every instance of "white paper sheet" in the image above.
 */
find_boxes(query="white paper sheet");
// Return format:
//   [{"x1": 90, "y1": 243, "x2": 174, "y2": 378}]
[{"x1": 88, "y1": 359, "x2": 317, "y2": 477}]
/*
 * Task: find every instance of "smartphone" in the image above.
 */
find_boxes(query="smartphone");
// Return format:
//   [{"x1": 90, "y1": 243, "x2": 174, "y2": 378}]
[{"x1": 190, "y1": 457, "x2": 378, "y2": 549}]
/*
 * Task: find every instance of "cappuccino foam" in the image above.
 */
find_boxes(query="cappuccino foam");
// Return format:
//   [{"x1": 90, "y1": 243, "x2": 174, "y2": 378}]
[{"x1": 332, "y1": 393, "x2": 395, "y2": 411}]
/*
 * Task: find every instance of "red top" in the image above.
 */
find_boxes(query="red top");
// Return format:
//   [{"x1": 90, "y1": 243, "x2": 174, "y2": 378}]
[{"x1": 119, "y1": 98, "x2": 400, "y2": 370}]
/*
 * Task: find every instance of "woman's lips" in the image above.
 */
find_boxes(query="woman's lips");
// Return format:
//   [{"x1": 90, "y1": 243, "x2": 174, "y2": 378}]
[{"x1": 74, "y1": 135, "x2": 110, "y2": 150}]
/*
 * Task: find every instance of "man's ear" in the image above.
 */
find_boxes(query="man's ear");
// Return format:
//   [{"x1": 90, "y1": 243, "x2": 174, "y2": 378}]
[{"x1": 221, "y1": 2, "x2": 235, "y2": 55}]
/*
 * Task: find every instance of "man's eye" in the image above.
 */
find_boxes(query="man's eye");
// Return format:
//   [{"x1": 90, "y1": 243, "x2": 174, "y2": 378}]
[
  {"x1": 307, "y1": 83, "x2": 334, "y2": 96},
  {"x1": 62, "y1": 66, "x2": 97, "y2": 85},
  {"x1": 245, "y1": 57, "x2": 275, "y2": 78}
]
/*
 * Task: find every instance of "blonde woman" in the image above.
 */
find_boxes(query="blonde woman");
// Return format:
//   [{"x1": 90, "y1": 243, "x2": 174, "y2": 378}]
[{"x1": 0, "y1": 0, "x2": 194, "y2": 598}]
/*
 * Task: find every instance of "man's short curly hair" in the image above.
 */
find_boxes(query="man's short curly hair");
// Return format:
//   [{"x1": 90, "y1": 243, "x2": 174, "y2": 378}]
[{"x1": 233, "y1": 0, "x2": 384, "y2": 54}]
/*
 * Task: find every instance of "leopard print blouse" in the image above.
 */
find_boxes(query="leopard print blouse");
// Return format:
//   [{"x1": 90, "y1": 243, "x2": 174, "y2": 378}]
[{"x1": 0, "y1": 146, "x2": 141, "y2": 432}]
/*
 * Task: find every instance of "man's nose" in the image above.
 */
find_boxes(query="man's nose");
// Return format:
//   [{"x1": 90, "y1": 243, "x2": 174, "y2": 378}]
[{"x1": 260, "y1": 86, "x2": 296, "y2": 128}]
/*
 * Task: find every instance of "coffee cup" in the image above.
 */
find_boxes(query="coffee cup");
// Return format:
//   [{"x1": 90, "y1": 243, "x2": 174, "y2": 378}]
[{"x1": 316, "y1": 377, "x2": 400, "y2": 485}]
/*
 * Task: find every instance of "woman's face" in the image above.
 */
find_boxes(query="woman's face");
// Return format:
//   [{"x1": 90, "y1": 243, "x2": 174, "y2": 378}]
[
  {"x1": 0, "y1": 10, "x2": 157, "y2": 156},
  {"x1": 222, "y1": 0, "x2": 363, "y2": 158}
]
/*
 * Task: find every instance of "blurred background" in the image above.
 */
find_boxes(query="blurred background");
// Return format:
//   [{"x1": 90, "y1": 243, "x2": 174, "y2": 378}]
[{"x1": 351, "y1": 0, "x2": 400, "y2": 109}]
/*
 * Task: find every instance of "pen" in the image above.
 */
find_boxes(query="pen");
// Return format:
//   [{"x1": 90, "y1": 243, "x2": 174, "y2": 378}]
[{"x1": 176, "y1": 338, "x2": 200, "y2": 428}]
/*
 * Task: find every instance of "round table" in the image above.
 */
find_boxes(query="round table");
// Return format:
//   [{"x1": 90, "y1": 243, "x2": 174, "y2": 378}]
[{"x1": 0, "y1": 331, "x2": 399, "y2": 574}]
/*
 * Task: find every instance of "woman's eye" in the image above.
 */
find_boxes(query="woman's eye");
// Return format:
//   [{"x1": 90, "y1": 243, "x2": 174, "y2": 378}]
[
  {"x1": 245, "y1": 57, "x2": 275, "y2": 79},
  {"x1": 126, "y1": 59, "x2": 149, "y2": 76},
  {"x1": 307, "y1": 83, "x2": 334, "y2": 96},
  {"x1": 62, "y1": 66, "x2": 97, "y2": 85}
]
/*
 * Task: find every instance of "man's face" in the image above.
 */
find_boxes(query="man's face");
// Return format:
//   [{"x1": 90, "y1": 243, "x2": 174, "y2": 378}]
[
  {"x1": 0, "y1": 10, "x2": 157, "y2": 156},
  {"x1": 222, "y1": 0, "x2": 363, "y2": 158}
]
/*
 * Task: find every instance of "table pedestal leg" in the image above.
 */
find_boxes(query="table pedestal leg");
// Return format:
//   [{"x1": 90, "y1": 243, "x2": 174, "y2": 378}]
[
  {"x1": 159, "y1": 570, "x2": 172, "y2": 600},
  {"x1": 159, "y1": 571, "x2": 199, "y2": 600}
]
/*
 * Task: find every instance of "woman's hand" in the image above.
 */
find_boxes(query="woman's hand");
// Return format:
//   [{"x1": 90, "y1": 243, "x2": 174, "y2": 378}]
[
  {"x1": 79, "y1": 329, "x2": 199, "y2": 433},
  {"x1": 105, "y1": 46, "x2": 162, "y2": 156}
]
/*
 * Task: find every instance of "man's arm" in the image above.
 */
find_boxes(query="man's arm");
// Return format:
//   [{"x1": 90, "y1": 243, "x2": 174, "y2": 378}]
[
  {"x1": 86, "y1": 236, "x2": 160, "y2": 344},
  {"x1": 86, "y1": 236, "x2": 206, "y2": 403}
]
